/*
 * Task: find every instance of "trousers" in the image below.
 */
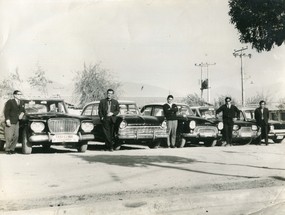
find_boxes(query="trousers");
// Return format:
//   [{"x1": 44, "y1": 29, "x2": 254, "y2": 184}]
[
  {"x1": 5, "y1": 122, "x2": 19, "y2": 152},
  {"x1": 166, "y1": 120, "x2": 178, "y2": 147}
]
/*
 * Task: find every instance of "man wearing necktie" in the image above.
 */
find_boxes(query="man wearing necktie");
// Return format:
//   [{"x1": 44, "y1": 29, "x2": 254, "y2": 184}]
[
  {"x1": 99, "y1": 89, "x2": 120, "y2": 151},
  {"x1": 254, "y1": 100, "x2": 269, "y2": 145},
  {"x1": 216, "y1": 97, "x2": 240, "y2": 146},
  {"x1": 4, "y1": 90, "x2": 25, "y2": 154}
]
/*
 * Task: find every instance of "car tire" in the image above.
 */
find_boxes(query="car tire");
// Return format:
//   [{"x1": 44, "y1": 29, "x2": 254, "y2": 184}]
[
  {"x1": 177, "y1": 137, "x2": 186, "y2": 148},
  {"x1": 204, "y1": 140, "x2": 217, "y2": 147},
  {"x1": 148, "y1": 140, "x2": 160, "y2": 149},
  {"x1": 273, "y1": 138, "x2": 283, "y2": 144},
  {"x1": 42, "y1": 144, "x2": 51, "y2": 151},
  {"x1": 22, "y1": 129, "x2": 32, "y2": 154},
  {"x1": 78, "y1": 141, "x2": 88, "y2": 152},
  {"x1": 0, "y1": 140, "x2": 5, "y2": 151}
]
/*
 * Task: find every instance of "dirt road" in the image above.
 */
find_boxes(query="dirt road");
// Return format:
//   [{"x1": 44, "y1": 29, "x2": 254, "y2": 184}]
[{"x1": 1, "y1": 142, "x2": 285, "y2": 214}]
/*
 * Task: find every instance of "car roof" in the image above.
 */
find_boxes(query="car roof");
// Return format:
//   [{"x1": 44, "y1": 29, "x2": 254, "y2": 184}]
[
  {"x1": 83, "y1": 100, "x2": 136, "y2": 106},
  {"x1": 142, "y1": 102, "x2": 189, "y2": 106},
  {"x1": 21, "y1": 98, "x2": 65, "y2": 102}
]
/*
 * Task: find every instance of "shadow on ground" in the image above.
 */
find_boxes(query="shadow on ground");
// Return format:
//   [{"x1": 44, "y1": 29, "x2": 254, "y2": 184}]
[{"x1": 72, "y1": 154, "x2": 259, "y2": 179}]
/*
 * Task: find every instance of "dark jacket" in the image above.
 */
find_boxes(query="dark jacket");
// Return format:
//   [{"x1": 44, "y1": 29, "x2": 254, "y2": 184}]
[
  {"x1": 216, "y1": 104, "x2": 240, "y2": 125},
  {"x1": 98, "y1": 98, "x2": 120, "y2": 123},
  {"x1": 254, "y1": 107, "x2": 269, "y2": 125},
  {"x1": 163, "y1": 103, "x2": 178, "y2": 120},
  {"x1": 4, "y1": 99, "x2": 25, "y2": 124}
]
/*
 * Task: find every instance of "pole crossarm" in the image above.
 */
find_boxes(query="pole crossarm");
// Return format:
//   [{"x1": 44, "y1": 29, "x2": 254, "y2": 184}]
[{"x1": 233, "y1": 46, "x2": 252, "y2": 107}]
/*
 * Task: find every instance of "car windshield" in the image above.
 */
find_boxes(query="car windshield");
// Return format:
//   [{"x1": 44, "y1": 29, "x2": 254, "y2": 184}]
[
  {"x1": 23, "y1": 100, "x2": 67, "y2": 114},
  {"x1": 120, "y1": 103, "x2": 139, "y2": 115},
  {"x1": 200, "y1": 109, "x2": 216, "y2": 119},
  {"x1": 176, "y1": 105, "x2": 194, "y2": 116},
  {"x1": 243, "y1": 110, "x2": 254, "y2": 120}
]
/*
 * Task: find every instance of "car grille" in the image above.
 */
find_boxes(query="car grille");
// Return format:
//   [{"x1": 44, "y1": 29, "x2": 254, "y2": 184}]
[
  {"x1": 195, "y1": 126, "x2": 217, "y2": 134},
  {"x1": 239, "y1": 127, "x2": 252, "y2": 133},
  {"x1": 273, "y1": 124, "x2": 285, "y2": 130},
  {"x1": 120, "y1": 126, "x2": 165, "y2": 134},
  {"x1": 48, "y1": 118, "x2": 80, "y2": 134}
]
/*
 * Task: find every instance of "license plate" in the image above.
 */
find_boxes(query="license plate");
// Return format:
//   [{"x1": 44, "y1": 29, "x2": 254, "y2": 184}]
[
  {"x1": 241, "y1": 133, "x2": 251, "y2": 137},
  {"x1": 52, "y1": 134, "x2": 79, "y2": 143},
  {"x1": 202, "y1": 132, "x2": 214, "y2": 137},
  {"x1": 277, "y1": 136, "x2": 283, "y2": 139}
]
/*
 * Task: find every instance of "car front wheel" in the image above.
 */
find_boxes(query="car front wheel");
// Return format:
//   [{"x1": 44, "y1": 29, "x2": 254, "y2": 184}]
[
  {"x1": 22, "y1": 129, "x2": 32, "y2": 154},
  {"x1": 148, "y1": 140, "x2": 161, "y2": 149},
  {"x1": 0, "y1": 140, "x2": 5, "y2": 151},
  {"x1": 204, "y1": 140, "x2": 217, "y2": 147},
  {"x1": 77, "y1": 141, "x2": 88, "y2": 152}
]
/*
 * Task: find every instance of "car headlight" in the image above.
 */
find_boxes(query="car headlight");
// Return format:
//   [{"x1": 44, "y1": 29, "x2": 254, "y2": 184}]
[
  {"x1": 189, "y1": 120, "x2": 196, "y2": 129},
  {"x1": 233, "y1": 125, "x2": 240, "y2": 131},
  {"x1": 119, "y1": 120, "x2": 127, "y2": 129},
  {"x1": 218, "y1": 122, "x2": 223, "y2": 130},
  {"x1": 81, "y1": 122, "x2": 94, "y2": 132},
  {"x1": 270, "y1": 125, "x2": 274, "y2": 131},
  {"x1": 161, "y1": 120, "x2": 167, "y2": 129},
  {"x1": 30, "y1": 122, "x2": 45, "y2": 133},
  {"x1": 251, "y1": 125, "x2": 258, "y2": 131}
]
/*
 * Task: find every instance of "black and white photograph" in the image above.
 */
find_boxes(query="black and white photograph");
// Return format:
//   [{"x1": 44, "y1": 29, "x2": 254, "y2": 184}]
[{"x1": 0, "y1": 0, "x2": 285, "y2": 214}]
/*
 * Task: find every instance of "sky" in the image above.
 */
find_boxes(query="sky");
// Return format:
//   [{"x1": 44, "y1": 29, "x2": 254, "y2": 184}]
[{"x1": 0, "y1": 0, "x2": 285, "y2": 102}]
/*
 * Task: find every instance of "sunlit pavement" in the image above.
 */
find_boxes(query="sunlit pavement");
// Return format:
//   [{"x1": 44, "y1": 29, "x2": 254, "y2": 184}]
[{"x1": 1, "y1": 141, "x2": 285, "y2": 214}]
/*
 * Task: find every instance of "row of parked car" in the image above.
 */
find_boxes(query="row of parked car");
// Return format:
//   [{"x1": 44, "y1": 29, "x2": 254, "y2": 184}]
[{"x1": 0, "y1": 97, "x2": 285, "y2": 154}]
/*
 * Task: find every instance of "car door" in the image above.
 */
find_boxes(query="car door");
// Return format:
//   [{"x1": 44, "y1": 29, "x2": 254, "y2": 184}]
[{"x1": 81, "y1": 104, "x2": 104, "y2": 141}]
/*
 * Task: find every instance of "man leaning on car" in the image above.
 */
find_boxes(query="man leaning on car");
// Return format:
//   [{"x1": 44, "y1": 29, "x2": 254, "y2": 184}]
[
  {"x1": 254, "y1": 100, "x2": 269, "y2": 145},
  {"x1": 163, "y1": 95, "x2": 178, "y2": 148},
  {"x1": 4, "y1": 90, "x2": 25, "y2": 154},
  {"x1": 216, "y1": 97, "x2": 240, "y2": 147},
  {"x1": 99, "y1": 89, "x2": 120, "y2": 151}
]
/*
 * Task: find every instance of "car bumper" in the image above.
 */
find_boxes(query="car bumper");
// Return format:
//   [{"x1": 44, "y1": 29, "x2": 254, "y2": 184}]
[
  {"x1": 118, "y1": 132, "x2": 168, "y2": 140},
  {"x1": 182, "y1": 132, "x2": 222, "y2": 139},
  {"x1": 268, "y1": 129, "x2": 285, "y2": 139},
  {"x1": 29, "y1": 133, "x2": 95, "y2": 143},
  {"x1": 232, "y1": 130, "x2": 260, "y2": 139}
]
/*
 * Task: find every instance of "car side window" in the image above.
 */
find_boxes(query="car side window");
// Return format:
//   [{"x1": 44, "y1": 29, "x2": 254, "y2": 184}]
[
  {"x1": 141, "y1": 107, "x2": 152, "y2": 116},
  {"x1": 153, "y1": 107, "x2": 164, "y2": 117},
  {"x1": 82, "y1": 105, "x2": 93, "y2": 116},
  {"x1": 92, "y1": 104, "x2": 99, "y2": 116}
]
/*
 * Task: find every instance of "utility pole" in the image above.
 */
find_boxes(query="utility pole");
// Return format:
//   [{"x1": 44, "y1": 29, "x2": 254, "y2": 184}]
[
  {"x1": 233, "y1": 46, "x2": 252, "y2": 107},
  {"x1": 195, "y1": 62, "x2": 216, "y2": 103},
  {"x1": 195, "y1": 63, "x2": 207, "y2": 99},
  {"x1": 205, "y1": 62, "x2": 216, "y2": 103}
]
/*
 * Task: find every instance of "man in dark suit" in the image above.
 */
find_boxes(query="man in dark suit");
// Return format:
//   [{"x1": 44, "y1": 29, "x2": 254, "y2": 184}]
[
  {"x1": 216, "y1": 97, "x2": 240, "y2": 146},
  {"x1": 99, "y1": 89, "x2": 120, "y2": 151},
  {"x1": 254, "y1": 100, "x2": 269, "y2": 145},
  {"x1": 163, "y1": 95, "x2": 178, "y2": 148},
  {"x1": 4, "y1": 90, "x2": 25, "y2": 154}
]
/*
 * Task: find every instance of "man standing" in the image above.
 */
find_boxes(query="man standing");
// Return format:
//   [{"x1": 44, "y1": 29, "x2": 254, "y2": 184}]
[
  {"x1": 216, "y1": 97, "x2": 240, "y2": 146},
  {"x1": 4, "y1": 90, "x2": 25, "y2": 154},
  {"x1": 254, "y1": 100, "x2": 269, "y2": 145},
  {"x1": 99, "y1": 89, "x2": 120, "y2": 151},
  {"x1": 163, "y1": 95, "x2": 178, "y2": 148}
]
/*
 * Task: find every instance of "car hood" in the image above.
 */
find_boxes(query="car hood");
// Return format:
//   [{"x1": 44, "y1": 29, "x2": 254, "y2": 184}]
[
  {"x1": 119, "y1": 114, "x2": 161, "y2": 126},
  {"x1": 208, "y1": 117, "x2": 255, "y2": 127},
  {"x1": 26, "y1": 112, "x2": 92, "y2": 121},
  {"x1": 177, "y1": 115, "x2": 215, "y2": 126}
]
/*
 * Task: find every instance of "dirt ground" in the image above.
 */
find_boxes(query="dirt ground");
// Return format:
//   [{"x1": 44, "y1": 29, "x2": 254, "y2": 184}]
[{"x1": 1, "y1": 141, "x2": 285, "y2": 214}]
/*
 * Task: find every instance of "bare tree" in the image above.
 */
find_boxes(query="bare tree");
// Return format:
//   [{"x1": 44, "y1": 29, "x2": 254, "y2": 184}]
[
  {"x1": 214, "y1": 95, "x2": 239, "y2": 108},
  {"x1": 28, "y1": 64, "x2": 52, "y2": 96},
  {"x1": 73, "y1": 62, "x2": 121, "y2": 106},
  {"x1": 0, "y1": 68, "x2": 23, "y2": 97},
  {"x1": 246, "y1": 92, "x2": 273, "y2": 106},
  {"x1": 182, "y1": 93, "x2": 206, "y2": 107}
]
